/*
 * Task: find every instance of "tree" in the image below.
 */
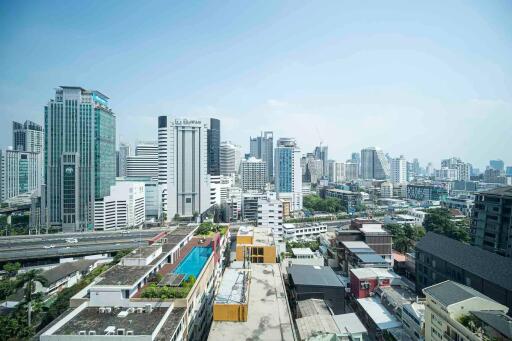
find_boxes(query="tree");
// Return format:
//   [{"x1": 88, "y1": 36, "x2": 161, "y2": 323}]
[
  {"x1": 423, "y1": 208, "x2": 470, "y2": 243},
  {"x1": 15, "y1": 270, "x2": 48, "y2": 327},
  {"x1": 3, "y1": 262, "x2": 21, "y2": 277}
]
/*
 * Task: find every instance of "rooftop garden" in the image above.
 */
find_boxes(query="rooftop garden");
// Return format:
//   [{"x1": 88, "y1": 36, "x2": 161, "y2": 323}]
[
  {"x1": 194, "y1": 222, "x2": 227, "y2": 237},
  {"x1": 457, "y1": 314, "x2": 492, "y2": 340},
  {"x1": 140, "y1": 275, "x2": 196, "y2": 299}
]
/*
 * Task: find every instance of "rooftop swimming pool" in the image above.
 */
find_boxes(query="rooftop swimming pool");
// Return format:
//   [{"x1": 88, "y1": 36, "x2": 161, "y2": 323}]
[{"x1": 174, "y1": 246, "x2": 212, "y2": 280}]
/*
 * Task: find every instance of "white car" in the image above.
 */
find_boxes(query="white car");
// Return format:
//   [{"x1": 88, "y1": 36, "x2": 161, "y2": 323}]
[
  {"x1": 43, "y1": 245, "x2": 55, "y2": 249},
  {"x1": 121, "y1": 230, "x2": 130, "y2": 234},
  {"x1": 65, "y1": 238, "x2": 78, "y2": 244}
]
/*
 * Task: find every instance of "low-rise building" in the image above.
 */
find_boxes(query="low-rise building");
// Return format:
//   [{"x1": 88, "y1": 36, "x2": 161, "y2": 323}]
[
  {"x1": 354, "y1": 296, "x2": 402, "y2": 339},
  {"x1": 257, "y1": 196, "x2": 283, "y2": 241},
  {"x1": 349, "y1": 267, "x2": 401, "y2": 299},
  {"x1": 441, "y1": 195, "x2": 474, "y2": 217},
  {"x1": 282, "y1": 222, "x2": 328, "y2": 240},
  {"x1": 423, "y1": 280, "x2": 510, "y2": 341},
  {"x1": 325, "y1": 188, "x2": 362, "y2": 212},
  {"x1": 407, "y1": 184, "x2": 448, "y2": 201}
]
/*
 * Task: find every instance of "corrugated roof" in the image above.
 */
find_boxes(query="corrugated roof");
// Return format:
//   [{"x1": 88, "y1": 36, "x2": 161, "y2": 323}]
[
  {"x1": 42, "y1": 259, "x2": 96, "y2": 285},
  {"x1": 288, "y1": 265, "x2": 343, "y2": 287},
  {"x1": 423, "y1": 281, "x2": 497, "y2": 306},
  {"x1": 416, "y1": 233, "x2": 512, "y2": 291}
]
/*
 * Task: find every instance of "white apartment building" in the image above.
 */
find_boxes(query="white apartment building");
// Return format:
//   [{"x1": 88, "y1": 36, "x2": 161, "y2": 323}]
[
  {"x1": 435, "y1": 167, "x2": 458, "y2": 181},
  {"x1": 257, "y1": 196, "x2": 283, "y2": 241},
  {"x1": 390, "y1": 156, "x2": 407, "y2": 184},
  {"x1": 219, "y1": 141, "x2": 242, "y2": 176},
  {"x1": 345, "y1": 161, "x2": 359, "y2": 181},
  {"x1": 240, "y1": 157, "x2": 266, "y2": 191},
  {"x1": 225, "y1": 186, "x2": 242, "y2": 220},
  {"x1": 282, "y1": 222, "x2": 328, "y2": 240},
  {"x1": 210, "y1": 174, "x2": 234, "y2": 207},
  {"x1": 117, "y1": 177, "x2": 162, "y2": 220},
  {"x1": 423, "y1": 281, "x2": 509, "y2": 341},
  {"x1": 158, "y1": 117, "x2": 211, "y2": 219},
  {"x1": 94, "y1": 182, "x2": 145, "y2": 230},
  {"x1": 329, "y1": 160, "x2": 345, "y2": 183}
]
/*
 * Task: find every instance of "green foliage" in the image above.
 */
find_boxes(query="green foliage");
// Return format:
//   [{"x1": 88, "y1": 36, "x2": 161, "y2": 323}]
[
  {"x1": 286, "y1": 240, "x2": 320, "y2": 253},
  {"x1": 140, "y1": 275, "x2": 196, "y2": 299},
  {"x1": 113, "y1": 249, "x2": 133, "y2": 264},
  {"x1": 0, "y1": 278, "x2": 15, "y2": 300},
  {"x1": 3, "y1": 262, "x2": 21, "y2": 277},
  {"x1": 195, "y1": 222, "x2": 226, "y2": 236},
  {"x1": 423, "y1": 208, "x2": 470, "y2": 242},
  {"x1": 303, "y1": 195, "x2": 344, "y2": 213},
  {"x1": 384, "y1": 223, "x2": 426, "y2": 253}
]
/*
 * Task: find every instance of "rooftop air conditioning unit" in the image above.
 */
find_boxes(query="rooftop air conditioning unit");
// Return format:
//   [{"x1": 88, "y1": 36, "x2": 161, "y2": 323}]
[
  {"x1": 144, "y1": 304, "x2": 153, "y2": 313},
  {"x1": 89, "y1": 331, "x2": 96, "y2": 335},
  {"x1": 136, "y1": 307, "x2": 144, "y2": 314},
  {"x1": 127, "y1": 307, "x2": 135, "y2": 313},
  {"x1": 99, "y1": 307, "x2": 105, "y2": 313},
  {"x1": 105, "y1": 307, "x2": 112, "y2": 313},
  {"x1": 117, "y1": 328, "x2": 125, "y2": 335},
  {"x1": 127, "y1": 330, "x2": 134, "y2": 335},
  {"x1": 78, "y1": 331, "x2": 86, "y2": 335}
]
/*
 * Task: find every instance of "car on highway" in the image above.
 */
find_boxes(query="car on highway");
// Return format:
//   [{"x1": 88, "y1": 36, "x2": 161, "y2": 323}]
[
  {"x1": 121, "y1": 230, "x2": 130, "y2": 234},
  {"x1": 65, "y1": 238, "x2": 78, "y2": 244},
  {"x1": 43, "y1": 245, "x2": 55, "y2": 249}
]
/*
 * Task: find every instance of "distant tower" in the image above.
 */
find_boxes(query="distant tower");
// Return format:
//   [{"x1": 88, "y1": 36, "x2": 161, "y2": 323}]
[
  {"x1": 274, "y1": 138, "x2": 302, "y2": 211},
  {"x1": 207, "y1": 118, "x2": 221, "y2": 176},
  {"x1": 250, "y1": 131, "x2": 273, "y2": 181}
]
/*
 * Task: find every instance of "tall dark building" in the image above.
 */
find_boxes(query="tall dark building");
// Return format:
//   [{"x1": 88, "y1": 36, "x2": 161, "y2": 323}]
[
  {"x1": 250, "y1": 131, "x2": 273, "y2": 181},
  {"x1": 207, "y1": 118, "x2": 220, "y2": 176},
  {"x1": 471, "y1": 186, "x2": 512, "y2": 257}
]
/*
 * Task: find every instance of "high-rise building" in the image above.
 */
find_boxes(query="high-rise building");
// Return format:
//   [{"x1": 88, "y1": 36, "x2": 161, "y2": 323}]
[
  {"x1": 158, "y1": 116, "x2": 210, "y2": 219},
  {"x1": 506, "y1": 166, "x2": 512, "y2": 176},
  {"x1": 116, "y1": 142, "x2": 130, "y2": 177},
  {"x1": 240, "y1": 157, "x2": 266, "y2": 192},
  {"x1": 441, "y1": 157, "x2": 471, "y2": 181},
  {"x1": 489, "y1": 159, "x2": 505, "y2": 172},
  {"x1": 327, "y1": 160, "x2": 345, "y2": 183},
  {"x1": 45, "y1": 86, "x2": 116, "y2": 232},
  {"x1": 345, "y1": 161, "x2": 359, "y2": 181},
  {"x1": 126, "y1": 143, "x2": 158, "y2": 178},
  {"x1": 471, "y1": 187, "x2": 512, "y2": 257},
  {"x1": 1, "y1": 149, "x2": 41, "y2": 201},
  {"x1": 314, "y1": 145, "x2": 328, "y2": 177},
  {"x1": 220, "y1": 141, "x2": 242, "y2": 176},
  {"x1": 274, "y1": 138, "x2": 302, "y2": 211},
  {"x1": 207, "y1": 118, "x2": 220, "y2": 176},
  {"x1": 390, "y1": 155, "x2": 407, "y2": 184},
  {"x1": 250, "y1": 131, "x2": 273, "y2": 181},
  {"x1": 12, "y1": 120, "x2": 44, "y2": 153},
  {"x1": 360, "y1": 147, "x2": 389, "y2": 180}
]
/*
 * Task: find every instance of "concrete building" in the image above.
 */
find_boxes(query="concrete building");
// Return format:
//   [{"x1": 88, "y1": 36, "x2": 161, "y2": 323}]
[
  {"x1": 250, "y1": 131, "x2": 273, "y2": 181},
  {"x1": 257, "y1": 196, "x2": 283, "y2": 240},
  {"x1": 361, "y1": 147, "x2": 390, "y2": 180},
  {"x1": 275, "y1": 138, "x2": 302, "y2": 212},
  {"x1": 314, "y1": 145, "x2": 329, "y2": 177},
  {"x1": 282, "y1": 222, "x2": 328, "y2": 240},
  {"x1": 471, "y1": 186, "x2": 512, "y2": 257},
  {"x1": 219, "y1": 141, "x2": 242, "y2": 176},
  {"x1": 345, "y1": 160, "x2": 359, "y2": 181},
  {"x1": 45, "y1": 86, "x2": 116, "y2": 232},
  {"x1": 1, "y1": 149, "x2": 41, "y2": 202},
  {"x1": 349, "y1": 267, "x2": 401, "y2": 299},
  {"x1": 415, "y1": 232, "x2": 512, "y2": 313},
  {"x1": 209, "y1": 174, "x2": 233, "y2": 207},
  {"x1": 94, "y1": 181, "x2": 145, "y2": 230},
  {"x1": 117, "y1": 177, "x2": 162, "y2": 220},
  {"x1": 390, "y1": 155, "x2": 407, "y2": 184},
  {"x1": 207, "y1": 118, "x2": 220, "y2": 176},
  {"x1": 423, "y1": 280, "x2": 510, "y2": 341},
  {"x1": 328, "y1": 160, "x2": 345, "y2": 183},
  {"x1": 126, "y1": 143, "x2": 158, "y2": 178},
  {"x1": 241, "y1": 192, "x2": 266, "y2": 221},
  {"x1": 489, "y1": 159, "x2": 505, "y2": 172},
  {"x1": 380, "y1": 181, "x2": 393, "y2": 198},
  {"x1": 240, "y1": 157, "x2": 266, "y2": 191},
  {"x1": 116, "y1": 142, "x2": 130, "y2": 177},
  {"x1": 288, "y1": 264, "x2": 345, "y2": 314},
  {"x1": 12, "y1": 120, "x2": 43, "y2": 153},
  {"x1": 441, "y1": 195, "x2": 474, "y2": 217},
  {"x1": 435, "y1": 167, "x2": 459, "y2": 181},
  {"x1": 325, "y1": 188, "x2": 362, "y2": 212},
  {"x1": 406, "y1": 184, "x2": 448, "y2": 201},
  {"x1": 158, "y1": 116, "x2": 211, "y2": 219}
]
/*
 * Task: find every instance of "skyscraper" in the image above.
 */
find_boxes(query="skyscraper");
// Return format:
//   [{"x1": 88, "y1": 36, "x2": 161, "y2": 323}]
[
  {"x1": 220, "y1": 141, "x2": 242, "y2": 176},
  {"x1": 314, "y1": 145, "x2": 328, "y2": 177},
  {"x1": 360, "y1": 147, "x2": 390, "y2": 180},
  {"x1": 45, "y1": 86, "x2": 116, "y2": 232},
  {"x1": 345, "y1": 161, "x2": 359, "y2": 181},
  {"x1": 116, "y1": 142, "x2": 130, "y2": 177},
  {"x1": 274, "y1": 138, "x2": 302, "y2": 211},
  {"x1": 12, "y1": 120, "x2": 44, "y2": 153},
  {"x1": 328, "y1": 160, "x2": 345, "y2": 183},
  {"x1": 250, "y1": 131, "x2": 273, "y2": 181},
  {"x1": 390, "y1": 155, "x2": 407, "y2": 184},
  {"x1": 1, "y1": 149, "x2": 41, "y2": 201},
  {"x1": 489, "y1": 159, "x2": 505, "y2": 172},
  {"x1": 158, "y1": 116, "x2": 210, "y2": 219},
  {"x1": 240, "y1": 157, "x2": 266, "y2": 191},
  {"x1": 207, "y1": 118, "x2": 220, "y2": 176},
  {"x1": 126, "y1": 143, "x2": 158, "y2": 178}
]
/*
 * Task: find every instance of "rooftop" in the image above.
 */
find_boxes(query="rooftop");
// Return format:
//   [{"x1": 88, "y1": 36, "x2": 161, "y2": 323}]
[
  {"x1": 357, "y1": 297, "x2": 402, "y2": 330},
  {"x1": 416, "y1": 233, "x2": 512, "y2": 291},
  {"x1": 480, "y1": 186, "x2": 512, "y2": 197},
  {"x1": 155, "y1": 307, "x2": 186, "y2": 341},
  {"x1": 95, "y1": 265, "x2": 152, "y2": 287},
  {"x1": 214, "y1": 268, "x2": 249, "y2": 305},
  {"x1": 360, "y1": 225, "x2": 389, "y2": 235},
  {"x1": 42, "y1": 259, "x2": 97, "y2": 284},
  {"x1": 355, "y1": 252, "x2": 388, "y2": 264},
  {"x1": 124, "y1": 245, "x2": 161, "y2": 259},
  {"x1": 208, "y1": 263, "x2": 294, "y2": 341},
  {"x1": 332, "y1": 313, "x2": 368, "y2": 336},
  {"x1": 288, "y1": 265, "x2": 343, "y2": 287},
  {"x1": 295, "y1": 314, "x2": 339, "y2": 340},
  {"x1": 423, "y1": 280, "x2": 499, "y2": 307},
  {"x1": 471, "y1": 310, "x2": 512, "y2": 339},
  {"x1": 350, "y1": 267, "x2": 400, "y2": 280},
  {"x1": 297, "y1": 299, "x2": 331, "y2": 317},
  {"x1": 291, "y1": 248, "x2": 315, "y2": 257},
  {"x1": 53, "y1": 306, "x2": 168, "y2": 336}
]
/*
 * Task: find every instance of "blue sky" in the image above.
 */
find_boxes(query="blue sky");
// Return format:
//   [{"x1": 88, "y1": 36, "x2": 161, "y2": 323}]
[{"x1": 1, "y1": 0, "x2": 511, "y2": 169}]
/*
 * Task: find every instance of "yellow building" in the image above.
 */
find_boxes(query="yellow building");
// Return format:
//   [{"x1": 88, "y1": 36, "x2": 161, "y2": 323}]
[
  {"x1": 212, "y1": 267, "x2": 250, "y2": 321},
  {"x1": 235, "y1": 226, "x2": 277, "y2": 263}
]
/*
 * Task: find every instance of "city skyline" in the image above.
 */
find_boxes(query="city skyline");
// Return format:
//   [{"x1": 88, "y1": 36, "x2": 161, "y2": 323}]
[{"x1": 1, "y1": 1, "x2": 511, "y2": 169}]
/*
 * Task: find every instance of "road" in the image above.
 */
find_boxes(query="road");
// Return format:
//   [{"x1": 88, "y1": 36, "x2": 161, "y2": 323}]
[{"x1": 0, "y1": 229, "x2": 168, "y2": 263}]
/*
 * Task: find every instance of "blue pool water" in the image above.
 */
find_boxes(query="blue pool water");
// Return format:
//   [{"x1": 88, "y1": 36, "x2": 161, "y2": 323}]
[{"x1": 174, "y1": 247, "x2": 212, "y2": 280}]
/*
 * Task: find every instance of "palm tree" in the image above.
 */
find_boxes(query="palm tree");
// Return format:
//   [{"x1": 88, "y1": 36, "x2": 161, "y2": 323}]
[{"x1": 15, "y1": 270, "x2": 48, "y2": 327}]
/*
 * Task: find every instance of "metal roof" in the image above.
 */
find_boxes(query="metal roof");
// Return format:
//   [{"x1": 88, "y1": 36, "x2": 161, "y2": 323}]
[{"x1": 288, "y1": 265, "x2": 343, "y2": 287}]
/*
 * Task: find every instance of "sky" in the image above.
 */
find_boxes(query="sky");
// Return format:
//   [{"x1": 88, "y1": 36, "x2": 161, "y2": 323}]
[{"x1": 1, "y1": 0, "x2": 511, "y2": 170}]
